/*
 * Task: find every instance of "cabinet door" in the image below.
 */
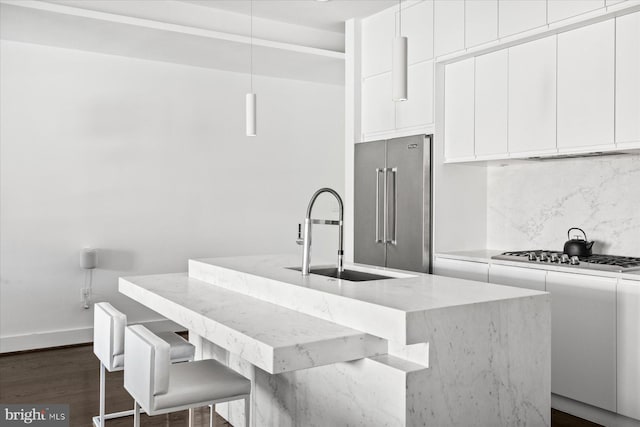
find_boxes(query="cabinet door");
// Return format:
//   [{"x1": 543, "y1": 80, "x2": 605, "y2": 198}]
[
  {"x1": 361, "y1": 9, "x2": 395, "y2": 77},
  {"x1": 396, "y1": 61, "x2": 434, "y2": 129},
  {"x1": 465, "y1": 0, "x2": 498, "y2": 48},
  {"x1": 617, "y1": 279, "x2": 640, "y2": 420},
  {"x1": 475, "y1": 49, "x2": 508, "y2": 158},
  {"x1": 444, "y1": 57, "x2": 475, "y2": 161},
  {"x1": 488, "y1": 264, "x2": 546, "y2": 291},
  {"x1": 433, "y1": 258, "x2": 488, "y2": 282},
  {"x1": 616, "y1": 12, "x2": 640, "y2": 145},
  {"x1": 508, "y1": 36, "x2": 557, "y2": 155},
  {"x1": 557, "y1": 20, "x2": 615, "y2": 150},
  {"x1": 362, "y1": 73, "x2": 394, "y2": 135},
  {"x1": 546, "y1": 271, "x2": 617, "y2": 412},
  {"x1": 547, "y1": 0, "x2": 604, "y2": 23},
  {"x1": 434, "y1": 0, "x2": 465, "y2": 57},
  {"x1": 400, "y1": 0, "x2": 434, "y2": 64},
  {"x1": 499, "y1": 0, "x2": 547, "y2": 38}
]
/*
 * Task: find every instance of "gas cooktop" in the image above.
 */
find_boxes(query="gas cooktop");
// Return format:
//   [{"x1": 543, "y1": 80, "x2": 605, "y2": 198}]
[{"x1": 492, "y1": 250, "x2": 640, "y2": 273}]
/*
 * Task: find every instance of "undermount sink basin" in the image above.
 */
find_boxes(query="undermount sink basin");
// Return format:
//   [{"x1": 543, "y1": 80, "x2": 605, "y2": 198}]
[{"x1": 288, "y1": 267, "x2": 393, "y2": 282}]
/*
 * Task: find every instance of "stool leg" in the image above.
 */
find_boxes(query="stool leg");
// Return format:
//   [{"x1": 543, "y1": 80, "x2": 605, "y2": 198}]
[
  {"x1": 209, "y1": 404, "x2": 215, "y2": 427},
  {"x1": 188, "y1": 408, "x2": 194, "y2": 427},
  {"x1": 99, "y1": 362, "x2": 105, "y2": 427},
  {"x1": 244, "y1": 396, "x2": 250, "y2": 427},
  {"x1": 133, "y1": 401, "x2": 140, "y2": 427}
]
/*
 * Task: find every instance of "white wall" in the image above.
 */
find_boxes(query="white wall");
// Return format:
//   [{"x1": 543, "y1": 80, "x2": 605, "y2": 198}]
[
  {"x1": 487, "y1": 154, "x2": 640, "y2": 254},
  {"x1": 0, "y1": 40, "x2": 344, "y2": 352}
]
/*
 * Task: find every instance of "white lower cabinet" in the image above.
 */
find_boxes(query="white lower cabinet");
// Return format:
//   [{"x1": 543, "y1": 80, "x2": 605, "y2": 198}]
[
  {"x1": 617, "y1": 279, "x2": 640, "y2": 420},
  {"x1": 433, "y1": 257, "x2": 488, "y2": 282},
  {"x1": 546, "y1": 271, "x2": 617, "y2": 412},
  {"x1": 488, "y1": 264, "x2": 546, "y2": 291}
]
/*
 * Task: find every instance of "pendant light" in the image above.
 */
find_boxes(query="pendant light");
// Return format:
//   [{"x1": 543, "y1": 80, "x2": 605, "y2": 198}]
[
  {"x1": 392, "y1": 0, "x2": 408, "y2": 102},
  {"x1": 246, "y1": 0, "x2": 257, "y2": 136}
]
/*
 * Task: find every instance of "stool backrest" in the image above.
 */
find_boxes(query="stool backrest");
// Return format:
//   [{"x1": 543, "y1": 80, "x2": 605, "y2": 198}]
[
  {"x1": 93, "y1": 302, "x2": 127, "y2": 371},
  {"x1": 124, "y1": 325, "x2": 170, "y2": 411}
]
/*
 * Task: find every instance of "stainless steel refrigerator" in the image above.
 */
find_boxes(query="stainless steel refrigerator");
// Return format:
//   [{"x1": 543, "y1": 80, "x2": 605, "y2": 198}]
[{"x1": 354, "y1": 135, "x2": 431, "y2": 273}]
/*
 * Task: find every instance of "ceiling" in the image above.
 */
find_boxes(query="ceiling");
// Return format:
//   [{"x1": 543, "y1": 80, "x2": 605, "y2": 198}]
[
  {"x1": 178, "y1": 0, "x2": 397, "y2": 33},
  {"x1": 1, "y1": 0, "x2": 397, "y2": 85}
]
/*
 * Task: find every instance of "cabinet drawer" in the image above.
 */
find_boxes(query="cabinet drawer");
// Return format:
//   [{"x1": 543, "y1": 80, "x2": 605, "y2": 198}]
[
  {"x1": 433, "y1": 257, "x2": 488, "y2": 282},
  {"x1": 488, "y1": 264, "x2": 546, "y2": 291}
]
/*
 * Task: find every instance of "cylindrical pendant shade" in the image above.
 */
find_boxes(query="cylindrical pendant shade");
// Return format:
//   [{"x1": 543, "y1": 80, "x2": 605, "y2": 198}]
[
  {"x1": 392, "y1": 36, "x2": 408, "y2": 102},
  {"x1": 246, "y1": 92, "x2": 256, "y2": 136}
]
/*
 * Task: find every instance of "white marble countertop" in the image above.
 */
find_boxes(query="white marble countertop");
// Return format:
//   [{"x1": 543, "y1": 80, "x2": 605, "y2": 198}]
[
  {"x1": 189, "y1": 254, "x2": 545, "y2": 344},
  {"x1": 119, "y1": 273, "x2": 386, "y2": 374},
  {"x1": 435, "y1": 249, "x2": 640, "y2": 281}
]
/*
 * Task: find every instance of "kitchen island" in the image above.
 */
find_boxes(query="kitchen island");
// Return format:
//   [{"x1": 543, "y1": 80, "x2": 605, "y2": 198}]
[{"x1": 120, "y1": 254, "x2": 550, "y2": 427}]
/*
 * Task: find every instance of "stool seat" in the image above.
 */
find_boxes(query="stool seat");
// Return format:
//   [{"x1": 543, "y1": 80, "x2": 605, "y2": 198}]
[
  {"x1": 152, "y1": 359, "x2": 251, "y2": 413},
  {"x1": 125, "y1": 324, "x2": 251, "y2": 427}
]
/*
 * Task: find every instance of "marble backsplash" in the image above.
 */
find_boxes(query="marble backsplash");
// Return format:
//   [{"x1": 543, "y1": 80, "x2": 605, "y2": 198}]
[{"x1": 487, "y1": 153, "x2": 640, "y2": 256}]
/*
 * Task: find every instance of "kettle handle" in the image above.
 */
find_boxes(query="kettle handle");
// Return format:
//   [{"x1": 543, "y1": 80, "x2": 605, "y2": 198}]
[{"x1": 568, "y1": 227, "x2": 587, "y2": 240}]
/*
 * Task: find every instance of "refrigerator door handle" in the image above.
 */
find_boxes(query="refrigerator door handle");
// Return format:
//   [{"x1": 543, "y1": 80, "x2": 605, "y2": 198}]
[
  {"x1": 388, "y1": 168, "x2": 398, "y2": 245},
  {"x1": 383, "y1": 167, "x2": 388, "y2": 244},
  {"x1": 375, "y1": 168, "x2": 384, "y2": 243}
]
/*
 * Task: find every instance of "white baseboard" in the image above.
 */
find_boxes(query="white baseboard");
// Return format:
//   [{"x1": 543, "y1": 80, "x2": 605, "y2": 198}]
[
  {"x1": 0, "y1": 319, "x2": 184, "y2": 353},
  {"x1": 552, "y1": 394, "x2": 640, "y2": 427}
]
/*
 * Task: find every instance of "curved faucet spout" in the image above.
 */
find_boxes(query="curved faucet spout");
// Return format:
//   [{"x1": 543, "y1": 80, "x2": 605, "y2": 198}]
[
  {"x1": 306, "y1": 188, "x2": 344, "y2": 221},
  {"x1": 301, "y1": 188, "x2": 344, "y2": 276}
]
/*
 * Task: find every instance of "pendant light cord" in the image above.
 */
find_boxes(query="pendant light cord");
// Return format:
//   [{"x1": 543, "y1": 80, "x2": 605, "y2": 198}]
[
  {"x1": 250, "y1": 0, "x2": 253, "y2": 93},
  {"x1": 398, "y1": 0, "x2": 402, "y2": 37}
]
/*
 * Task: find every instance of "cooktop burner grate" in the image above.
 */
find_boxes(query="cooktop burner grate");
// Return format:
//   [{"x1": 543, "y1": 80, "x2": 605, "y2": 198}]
[{"x1": 492, "y1": 250, "x2": 640, "y2": 272}]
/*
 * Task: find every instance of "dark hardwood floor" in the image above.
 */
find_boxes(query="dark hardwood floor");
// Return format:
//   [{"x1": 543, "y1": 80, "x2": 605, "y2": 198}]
[
  {"x1": 0, "y1": 344, "x2": 602, "y2": 427},
  {"x1": 0, "y1": 344, "x2": 229, "y2": 426}
]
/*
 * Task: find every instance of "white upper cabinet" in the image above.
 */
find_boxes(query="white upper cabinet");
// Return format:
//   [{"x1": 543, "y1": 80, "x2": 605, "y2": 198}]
[
  {"x1": 465, "y1": 0, "x2": 498, "y2": 48},
  {"x1": 361, "y1": 10, "x2": 395, "y2": 77},
  {"x1": 508, "y1": 36, "x2": 557, "y2": 155},
  {"x1": 396, "y1": 61, "x2": 434, "y2": 129},
  {"x1": 546, "y1": 272, "x2": 617, "y2": 412},
  {"x1": 617, "y1": 279, "x2": 640, "y2": 420},
  {"x1": 444, "y1": 58, "x2": 475, "y2": 161},
  {"x1": 399, "y1": 1, "x2": 434, "y2": 64},
  {"x1": 547, "y1": 0, "x2": 605, "y2": 23},
  {"x1": 475, "y1": 49, "x2": 508, "y2": 158},
  {"x1": 434, "y1": 0, "x2": 465, "y2": 57},
  {"x1": 362, "y1": 73, "x2": 394, "y2": 134},
  {"x1": 557, "y1": 20, "x2": 615, "y2": 150},
  {"x1": 616, "y1": 12, "x2": 640, "y2": 145},
  {"x1": 499, "y1": 0, "x2": 547, "y2": 37}
]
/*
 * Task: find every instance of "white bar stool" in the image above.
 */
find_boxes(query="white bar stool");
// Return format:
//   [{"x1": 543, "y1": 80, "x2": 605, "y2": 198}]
[
  {"x1": 93, "y1": 302, "x2": 195, "y2": 427},
  {"x1": 124, "y1": 324, "x2": 251, "y2": 427}
]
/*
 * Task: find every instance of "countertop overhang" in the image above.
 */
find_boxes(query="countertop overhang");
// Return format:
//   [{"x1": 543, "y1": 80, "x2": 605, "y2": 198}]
[{"x1": 188, "y1": 254, "x2": 546, "y2": 344}]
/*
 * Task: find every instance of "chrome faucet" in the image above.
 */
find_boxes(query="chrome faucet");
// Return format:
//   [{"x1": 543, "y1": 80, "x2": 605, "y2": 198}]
[{"x1": 297, "y1": 188, "x2": 344, "y2": 276}]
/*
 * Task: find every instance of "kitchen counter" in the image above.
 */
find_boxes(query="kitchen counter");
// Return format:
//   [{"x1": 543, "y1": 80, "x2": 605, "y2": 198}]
[
  {"x1": 436, "y1": 249, "x2": 640, "y2": 280},
  {"x1": 120, "y1": 254, "x2": 550, "y2": 427}
]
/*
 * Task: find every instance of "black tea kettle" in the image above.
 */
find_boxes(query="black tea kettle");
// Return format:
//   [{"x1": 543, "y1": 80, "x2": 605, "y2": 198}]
[{"x1": 563, "y1": 227, "x2": 595, "y2": 257}]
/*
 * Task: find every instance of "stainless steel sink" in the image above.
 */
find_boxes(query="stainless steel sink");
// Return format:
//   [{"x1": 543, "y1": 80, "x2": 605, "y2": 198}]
[{"x1": 288, "y1": 267, "x2": 392, "y2": 282}]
